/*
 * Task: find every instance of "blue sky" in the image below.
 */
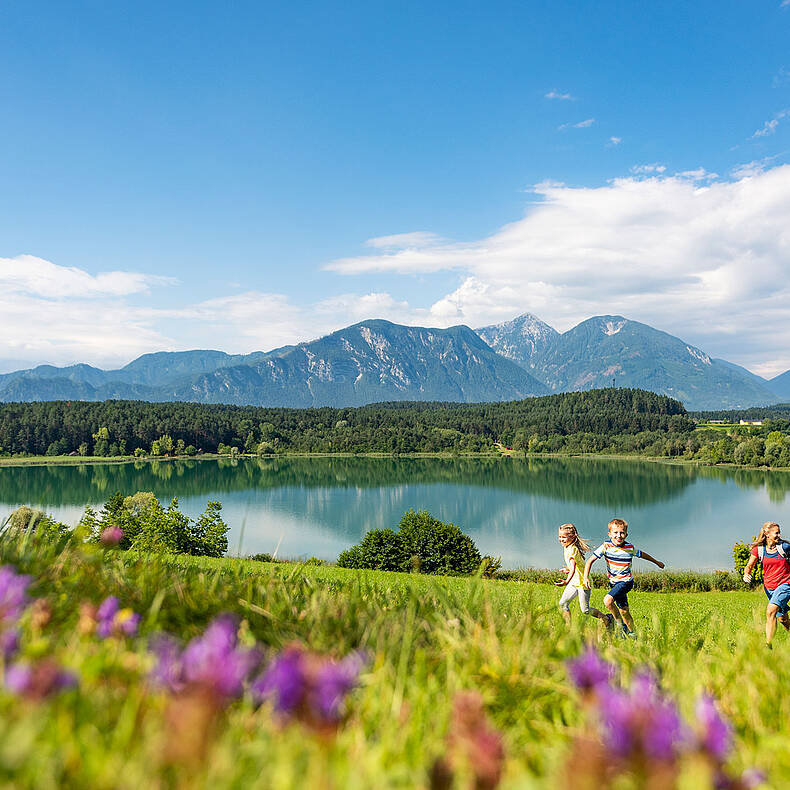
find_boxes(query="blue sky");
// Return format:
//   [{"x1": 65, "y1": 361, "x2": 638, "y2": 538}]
[{"x1": 2, "y1": 0, "x2": 790, "y2": 374}]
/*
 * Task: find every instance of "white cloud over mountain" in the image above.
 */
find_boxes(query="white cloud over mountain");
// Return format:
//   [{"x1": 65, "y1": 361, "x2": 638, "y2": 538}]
[
  {"x1": 328, "y1": 165, "x2": 790, "y2": 376},
  {"x1": 3, "y1": 165, "x2": 790, "y2": 377}
]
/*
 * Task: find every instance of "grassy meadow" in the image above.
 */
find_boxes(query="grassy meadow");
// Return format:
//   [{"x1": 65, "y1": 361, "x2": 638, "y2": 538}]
[{"x1": 0, "y1": 529, "x2": 783, "y2": 788}]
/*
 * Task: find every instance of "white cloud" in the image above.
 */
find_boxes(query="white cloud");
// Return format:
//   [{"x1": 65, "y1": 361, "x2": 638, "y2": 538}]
[
  {"x1": 0, "y1": 254, "x2": 174, "y2": 299},
  {"x1": 325, "y1": 165, "x2": 790, "y2": 375},
  {"x1": 0, "y1": 292, "x2": 172, "y2": 370},
  {"x1": 752, "y1": 109, "x2": 790, "y2": 138},
  {"x1": 754, "y1": 119, "x2": 780, "y2": 138},
  {"x1": 774, "y1": 67, "x2": 790, "y2": 87},
  {"x1": 545, "y1": 89, "x2": 575, "y2": 101},
  {"x1": 608, "y1": 136, "x2": 622, "y2": 146},
  {"x1": 0, "y1": 256, "x2": 179, "y2": 369},
  {"x1": 558, "y1": 118, "x2": 595, "y2": 130},
  {"x1": 364, "y1": 232, "x2": 444, "y2": 249},
  {"x1": 8, "y1": 166, "x2": 790, "y2": 378},
  {"x1": 677, "y1": 168, "x2": 718, "y2": 181},
  {"x1": 630, "y1": 163, "x2": 667, "y2": 175}
]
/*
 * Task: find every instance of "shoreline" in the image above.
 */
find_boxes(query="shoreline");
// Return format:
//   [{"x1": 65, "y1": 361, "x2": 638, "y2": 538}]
[{"x1": 1, "y1": 449, "x2": 789, "y2": 472}]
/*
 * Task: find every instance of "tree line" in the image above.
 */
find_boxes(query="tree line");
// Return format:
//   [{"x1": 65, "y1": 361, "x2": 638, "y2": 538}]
[
  {"x1": 2, "y1": 389, "x2": 790, "y2": 468},
  {"x1": 0, "y1": 389, "x2": 690, "y2": 457}
]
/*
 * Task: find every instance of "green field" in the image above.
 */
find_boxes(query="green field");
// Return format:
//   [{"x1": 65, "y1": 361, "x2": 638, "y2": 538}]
[{"x1": 0, "y1": 534, "x2": 781, "y2": 788}]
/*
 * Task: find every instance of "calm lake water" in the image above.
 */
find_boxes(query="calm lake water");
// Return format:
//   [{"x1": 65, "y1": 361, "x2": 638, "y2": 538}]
[{"x1": 2, "y1": 456, "x2": 790, "y2": 571}]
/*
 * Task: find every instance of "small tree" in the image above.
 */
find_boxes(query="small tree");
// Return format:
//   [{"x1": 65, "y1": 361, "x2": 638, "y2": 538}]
[
  {"x1": 337, "y1": 510, "x2": 482, "y2": 576},
  {"x1": 83, "y1": 492, "x2": 229, "y2": 558}
]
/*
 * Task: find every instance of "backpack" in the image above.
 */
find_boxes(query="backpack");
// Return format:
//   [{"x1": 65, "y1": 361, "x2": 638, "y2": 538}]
[{"x1": 758, "y1": 543, "x2": 787, "y2": 561}]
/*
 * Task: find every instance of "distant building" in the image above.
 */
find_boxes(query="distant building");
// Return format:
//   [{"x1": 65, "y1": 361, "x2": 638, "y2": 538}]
[
  {"x1": 739, "y1": 420, "x2": 763, "y2": 426},
  {"x1": 708, "y1": 420, "x2": 727, "y2": 424}
]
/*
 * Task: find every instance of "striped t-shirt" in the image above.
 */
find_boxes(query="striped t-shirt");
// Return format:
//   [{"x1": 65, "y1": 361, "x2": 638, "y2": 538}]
[{"x1": 592, "y1": 541, "x2": 642, "y2": 582}]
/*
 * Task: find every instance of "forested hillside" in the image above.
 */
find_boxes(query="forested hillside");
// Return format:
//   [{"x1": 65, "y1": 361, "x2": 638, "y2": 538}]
[{"x1": 0, "y1": 389, "x2": 689, "y2": 457}]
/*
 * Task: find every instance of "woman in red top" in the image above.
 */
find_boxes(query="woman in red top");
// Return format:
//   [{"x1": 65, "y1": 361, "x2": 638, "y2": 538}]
[{"x1": 743, "y1": 521, "x2": 790, "y2": 647}]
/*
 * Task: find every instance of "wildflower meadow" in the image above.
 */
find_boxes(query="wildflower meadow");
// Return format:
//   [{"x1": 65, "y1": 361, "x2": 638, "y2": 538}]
[{"x1": 0, "y1": 520, "x2": 785, "y2": 788}]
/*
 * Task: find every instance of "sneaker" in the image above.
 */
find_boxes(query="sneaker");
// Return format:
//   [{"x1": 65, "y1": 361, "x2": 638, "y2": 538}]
[{"x1": 620, "y1": 622, "x2": 630, "y2": 637}]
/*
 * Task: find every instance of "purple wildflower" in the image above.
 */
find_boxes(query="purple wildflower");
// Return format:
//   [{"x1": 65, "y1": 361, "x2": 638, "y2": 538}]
[
  {"x1": 96, "y1": 596, "x2": 120, "y2": 638},
  {"x1": 150, "y1": 634, "x2": 186, "y2": 693},
  {"x1": 4, "y1": 659, "x2": 78, "y2": 699},
  {"x1": 252, "y1": 646, "x2": 305, "y2": 713},
  {"x1": 118, "y1": 611, "x2": 142, "y2": 636},
  {"x1": 150, "y1": 615, "x2": 260, "y2": 703},
  {"x1": 0, "y1": 565, "x2": 31, "y2": 623},
  {"x1": 696, "y1": 694, "x2": 732, "y2": 762},
  {"x1": 100, "y1": 525, "x2": 124, "y2": 547},
  {"x1": 95, "y1": 596, "x2": 141, "y2": 639},
  {"x1": 597, "y1": 671, "x2": 686, "y2": 762},
  {"x1": 739, "y1": 769, "x2": 766, "y2": 788},
  {"x1": 566, "y1": 645, "x2": 615, "y2": 692},
  {"x1": 314, "y1": 651, "x2": 367, "y2": 721},
  {"x1": 714, "y1": 769, "x2": 765, "y2": 790},
  {"x1": 1, "y1": 628, "x2": 20, "y2": 660},
  {"x1": 251, "y1": 644, "x2": 367, "y2": 728},
  {"x1": 182, "y1": 615, "x2": 259, "y2": 699},
  {"x1": 4, "y1": 662, "x2": 33, "y2": 694}
]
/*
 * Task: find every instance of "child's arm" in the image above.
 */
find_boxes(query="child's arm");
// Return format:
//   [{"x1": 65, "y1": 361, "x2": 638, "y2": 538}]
[
  {"x1": 742, "y1": 554, "x2": 758, "y2": 583},
  {"x1": 639, "y1": 550, "x2": 665, "y2": 569},
  {"x1": 554, "y1": 557, "x2": 574, "y2": 587},
  {"x1": 582, "y1": 555, "x2": 597, "y2": 588}
]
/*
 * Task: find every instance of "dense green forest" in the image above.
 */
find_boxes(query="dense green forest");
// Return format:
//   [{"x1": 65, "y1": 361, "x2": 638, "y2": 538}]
[
  {"x1": 691, "y1": 404, "x2": 790, "y2": 421},
  {"x1": 0, "y1": 389, "x2": 688, "y2": 456},
  {"x1": 1, "y1": 388, "x2": 790, "y2": 468}
]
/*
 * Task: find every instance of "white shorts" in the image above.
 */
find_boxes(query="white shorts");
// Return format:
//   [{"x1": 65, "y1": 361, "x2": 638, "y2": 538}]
[{"x1": 559, "y1": 583, "x2": 591, "y2": 614}]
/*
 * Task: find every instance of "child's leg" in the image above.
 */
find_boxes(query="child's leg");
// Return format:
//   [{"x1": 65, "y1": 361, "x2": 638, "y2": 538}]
[
  {"x1": 780, "y1": 613, "x2": 790, "y2": 632},
  {"x1": 578, "y1": 588, "x2": 605, "y2": 619},
  {"x1": 558, "y1": 585, "x2": 578, "y2": 625},
  {"x1": 603, "y1": 593, "x2": 622, "y2": 622},
  {"x1": 766, "y1": 602, "x2": 780, "y2": 645},
  {"x1": 618, "y1": 604, "x2": 635, "y2": 632}
]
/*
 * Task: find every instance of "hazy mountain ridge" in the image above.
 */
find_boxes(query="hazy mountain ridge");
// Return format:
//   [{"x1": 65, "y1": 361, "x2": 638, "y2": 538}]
[
  {"x1": 769, "y1": 370, "x2": 790, "y2": 400},
  {"x1": 475, "y1": 314, "x2": 559, "y2": 369},
  {"x1": 477, "y1": 314, "x2": 781, "y2": 411},
  {"x1": 0, "y1": 320, "x2": 547, "y2": 407},
  {"x1": 0, "y1": 314, "x2": 786, "y2": 410}
]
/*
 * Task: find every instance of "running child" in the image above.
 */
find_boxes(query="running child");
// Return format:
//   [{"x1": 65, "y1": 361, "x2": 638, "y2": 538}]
[
  {"x1": 554, "y1": 523, "x2": 613, "y2": 628},
  {"x1": 742, "y1": 521, "x2": 790, "y2": 648},
  {"x1": 582, "y1": 518, "x2": 665, "y2": 638}
]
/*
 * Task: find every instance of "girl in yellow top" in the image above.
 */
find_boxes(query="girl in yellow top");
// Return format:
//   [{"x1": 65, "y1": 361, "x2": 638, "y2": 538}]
[{"x1": 555, "y1": 523, "x2": 613, "y2": 627}]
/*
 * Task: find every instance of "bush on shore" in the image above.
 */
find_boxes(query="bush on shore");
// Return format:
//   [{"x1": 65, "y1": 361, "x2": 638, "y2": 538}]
[
  {"x1": 337, "y1": 509, "x2": 482, "y2": 574},
  {"x1": 80, "y1": 491, "x2": 229, "y2": 558}
]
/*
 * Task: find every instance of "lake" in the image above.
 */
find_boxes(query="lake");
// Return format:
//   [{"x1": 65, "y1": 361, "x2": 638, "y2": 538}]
[{"x1": 2, "y1": 456, "x2": 790, "y2": 571}]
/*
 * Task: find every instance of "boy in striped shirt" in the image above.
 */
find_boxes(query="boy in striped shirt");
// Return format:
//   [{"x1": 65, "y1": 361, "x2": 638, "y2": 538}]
[{"x1": 582, "y1": 518, "x2": 665, "y2": 638}]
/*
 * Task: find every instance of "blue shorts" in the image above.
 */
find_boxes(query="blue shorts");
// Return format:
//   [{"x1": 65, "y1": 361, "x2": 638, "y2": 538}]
[
  {"x1": 608, "y1": 580, "x2": 634, "y2": 609},
  {"x1": 764, "y1": 584, "x2": 790, "y2": 617}
]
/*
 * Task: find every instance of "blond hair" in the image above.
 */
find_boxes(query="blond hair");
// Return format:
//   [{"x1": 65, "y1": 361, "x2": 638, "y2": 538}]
[
  {"x1": 559, "y1": 523, "x2": 590, "y2": 554},
  {"x1": 608, "y1": 518, "x2": 628, "y2": 532},
  {"x1": 751, "y1": 521, "x2": 781, "y2": 549}
]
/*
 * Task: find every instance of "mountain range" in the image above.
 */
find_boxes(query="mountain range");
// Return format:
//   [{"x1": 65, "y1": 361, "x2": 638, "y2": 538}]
[{"x1": 0, "y1": 314, "x2": 787, "y2": 410}]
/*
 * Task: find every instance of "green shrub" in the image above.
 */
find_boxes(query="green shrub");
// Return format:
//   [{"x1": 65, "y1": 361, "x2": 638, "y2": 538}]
[
  {"x1": 338, "y1": 528, "x2": 408, "y2": 571},
  {"x1": 733, "y1": 539, "x2": 762, "y2": 583},
  {"x1": 82, "y1": 491, "x2": 229, "y2": 558},
  {"x1": 336, "y1": 544, "x2": 364, "y2": 568},
  {"x1": 397, "y1": 509, "x2": 482, "y2": 575},
  {"x1": 337, "y1": 510, "x2": 481, "y2": 575},
  {"x1": 479, "y1": 555, "x2": 503, "y2": 578},
  {"x1": 249, "y1": 552, "x2": 275, "y2": 563}
]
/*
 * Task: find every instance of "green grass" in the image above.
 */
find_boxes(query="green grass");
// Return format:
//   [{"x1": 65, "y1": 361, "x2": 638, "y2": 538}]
[{"x1": 0, "y1": 536, "x2": 783, "y2": 788}]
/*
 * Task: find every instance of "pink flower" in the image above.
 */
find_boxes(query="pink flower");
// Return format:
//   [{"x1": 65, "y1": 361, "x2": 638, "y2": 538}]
[{"x1": 100, "y1": 525, "x2": 124, "y2": 547}]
